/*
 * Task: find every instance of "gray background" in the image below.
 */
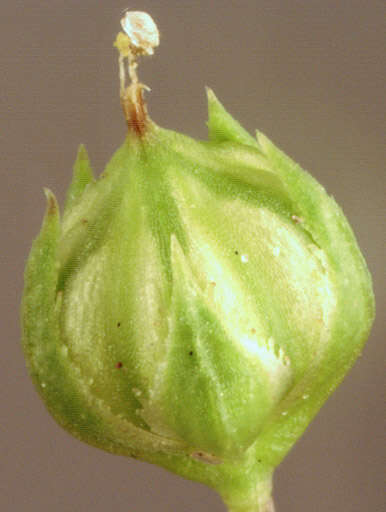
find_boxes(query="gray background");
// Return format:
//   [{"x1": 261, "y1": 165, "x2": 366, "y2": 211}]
[{"x1": 1, "y1": 1, "x2": 385, "y2": 511}]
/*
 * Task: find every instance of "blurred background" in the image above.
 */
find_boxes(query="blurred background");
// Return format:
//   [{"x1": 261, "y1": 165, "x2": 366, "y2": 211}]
[{"x1": 1, "y1": 1, "x2": 385, "y2": 511}]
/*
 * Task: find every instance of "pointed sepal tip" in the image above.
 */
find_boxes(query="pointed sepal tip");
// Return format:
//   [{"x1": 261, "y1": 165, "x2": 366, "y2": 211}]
[
  {"x1": 206, "y1": 87, "x2": 260, "y2": 149},
  {"x1": 64, "y1": 144, "x2": 94, "y2": 214}
]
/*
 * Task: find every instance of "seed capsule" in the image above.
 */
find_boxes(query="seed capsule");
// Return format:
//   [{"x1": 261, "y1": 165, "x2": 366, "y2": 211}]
[{"x1": 21, "y1": 11, "x2": 374, "y2": 512}]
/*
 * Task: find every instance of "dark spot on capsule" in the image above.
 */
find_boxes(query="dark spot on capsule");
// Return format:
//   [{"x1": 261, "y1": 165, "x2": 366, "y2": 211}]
[
  {"x1": 251, "y1": 328, "x2": 256, "y2": 334},
  {"x1": 81, "y1": 218, "x2": 88, "y2": 224},
  {"x1": 258, "y1": 459, "x2": 262, "y2": 463},
  {"x1": 191, "y1": 451, "x2": 223, "y2": 465},
  {"x1": 234, "y1": 250, "x2": 239, "y2": 255},
  {"x1": 117, "y1": 322, "x2": 121, "y2": 327},
  {"x1": 116, "y1": 362, "x2": 123, "y2": 369},
  {"x1": 189, "y1": 351, "x2": 193, "y2": 356}
]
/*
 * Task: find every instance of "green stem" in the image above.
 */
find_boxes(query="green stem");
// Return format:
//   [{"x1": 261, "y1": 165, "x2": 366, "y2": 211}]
[
  {"x1": 266, "y1": 498, "x2": 276, "y2": 512},
  {"x1": 218, "y1": 466, "x2": 274, "y2": 512},
  {"x1": 227, "y1": 498, "x2": 275, "y2": 512}
]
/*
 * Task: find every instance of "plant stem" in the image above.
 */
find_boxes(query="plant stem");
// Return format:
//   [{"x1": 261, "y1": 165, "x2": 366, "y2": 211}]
[
  {"x1": 227, "y1": 497, "x2": 275, "y2": 512},
  {"x1": 264, "y1": 498, "x2": 276, "y2": 512}
]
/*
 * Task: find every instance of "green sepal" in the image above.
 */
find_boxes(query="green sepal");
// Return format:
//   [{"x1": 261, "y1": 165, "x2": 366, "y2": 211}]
[
  {"x1": 22, "y1": 188, "x2": 61, "y2": 373},
  {"x1": 249, "y1": 129, "x2": 376, "y2": 468},
  {"x1": 206, "y1": 88, "x2": 260, "y2": 148},
  {"x1": 21, "y1": 189, "x2": 192, "y2": 459},
  {"x1": 63, "y1": 144, "x2": 94, "y2": 215}
]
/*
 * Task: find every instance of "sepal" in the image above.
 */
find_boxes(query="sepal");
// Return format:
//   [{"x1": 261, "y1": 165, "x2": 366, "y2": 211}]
[
  {"x1": 206, "y1": 88, "x2": 260, "y2": 148},
  {"x1": 21, "y1": 188, "x2": 61, "y2": 393},
  {"x1": 64, "y1": 144, "x2": 94, "y2": 215}
]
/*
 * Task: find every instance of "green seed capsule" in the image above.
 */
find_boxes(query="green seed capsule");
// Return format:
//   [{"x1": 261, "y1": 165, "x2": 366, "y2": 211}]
[{"x1": 21, "y1": 12, "x2": 374, "y2": 512}]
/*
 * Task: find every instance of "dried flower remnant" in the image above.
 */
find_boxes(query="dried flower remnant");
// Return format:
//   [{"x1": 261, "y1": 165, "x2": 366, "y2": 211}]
[
  {"x1": 121, "y1": 11, "x2": 160, "y2": 56},
  {"x1": 114, "y1": 11, "x2": 159, "y2": 133}
]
